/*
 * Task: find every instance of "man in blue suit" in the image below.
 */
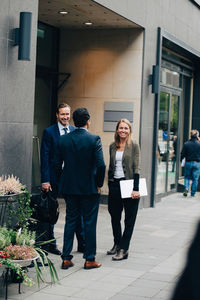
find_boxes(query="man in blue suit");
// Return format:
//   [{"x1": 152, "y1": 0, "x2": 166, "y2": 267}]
[
  {"x1": 40, "y1": 103, "x2": 85, "y2": 255},
  {"x1": 55, "y1": 108, "x2": 106, "y2": 269}
]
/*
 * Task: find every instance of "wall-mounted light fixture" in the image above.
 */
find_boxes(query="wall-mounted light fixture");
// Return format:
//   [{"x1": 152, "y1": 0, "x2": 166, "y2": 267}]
[
  {"x1": 84, "y1": 21, "x2": 93, "y2": 26},
  {"x1": 14, "y1": 12, "x2": 32, "y2": 61},
  {"x1": 149, "y1": 65, "x2": 159, "y2": 94},
  {"x1": 58, "y1": 9, "x2": 68, "y2": 15}
]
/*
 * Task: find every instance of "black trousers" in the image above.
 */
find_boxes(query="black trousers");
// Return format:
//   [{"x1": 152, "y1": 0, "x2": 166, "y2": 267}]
[{"x1": 108, "y1": 180, "x2": 139, "y2": 251}]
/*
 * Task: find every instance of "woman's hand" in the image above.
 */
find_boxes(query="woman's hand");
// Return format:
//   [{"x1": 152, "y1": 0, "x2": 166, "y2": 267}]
[{"x1": 131, "y1": 190, "x2": 140, "y2": 199}]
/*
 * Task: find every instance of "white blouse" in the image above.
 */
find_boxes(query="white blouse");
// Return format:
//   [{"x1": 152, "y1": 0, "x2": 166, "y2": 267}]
[{"x1": 114, "y1": 151, "x2": 125, "y2": 179}]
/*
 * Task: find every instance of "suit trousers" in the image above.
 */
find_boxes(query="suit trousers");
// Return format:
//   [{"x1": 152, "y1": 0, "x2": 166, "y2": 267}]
[
  {"x1": 62, "y1": 194, "x2": 100, "y2": 261},
  {"x1": 108, "y1": 180, "x2": 139, "y2": 251},
  {"x1": 49, "y1": 185, "x2": 85, "y2": 248}
]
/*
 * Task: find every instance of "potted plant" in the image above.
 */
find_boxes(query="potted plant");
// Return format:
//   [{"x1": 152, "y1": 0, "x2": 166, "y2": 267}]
[
  {"x1": 0, "y1": 226, "x2": 58, "y2": 287},
  {"x1": 0, "y1": 175, "x2": 32, "y2": 228},
  {"x1": 0, "y1": 175, "x2": 59, "y2": 287}
]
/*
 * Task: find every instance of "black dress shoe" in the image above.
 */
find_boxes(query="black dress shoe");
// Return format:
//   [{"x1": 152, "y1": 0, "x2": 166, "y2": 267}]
[
  {"x1": 112, "y1": 249, "x2": 128, "y2": 261},
  {"x1": 48, "y1": 246, "x2": 61, "y2": 255},
  {"x1": 107, "y1": 244, "x2": 119, "y2": 255}
]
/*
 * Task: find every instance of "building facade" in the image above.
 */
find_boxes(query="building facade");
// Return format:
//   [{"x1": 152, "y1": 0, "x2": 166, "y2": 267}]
[{"x1": 1, "y1": 0, "x2": 200, "y2": 207}]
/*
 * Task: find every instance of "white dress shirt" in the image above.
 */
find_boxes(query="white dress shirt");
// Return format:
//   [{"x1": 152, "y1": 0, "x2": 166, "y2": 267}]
[{"x1": 58, "y1": 121, "x2": 70, "y2": 135}]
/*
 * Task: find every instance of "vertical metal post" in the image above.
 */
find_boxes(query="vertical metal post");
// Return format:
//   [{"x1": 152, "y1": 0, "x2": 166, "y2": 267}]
[{"x1": 150, "y1": 27, "x2": 163, "y2": 207}]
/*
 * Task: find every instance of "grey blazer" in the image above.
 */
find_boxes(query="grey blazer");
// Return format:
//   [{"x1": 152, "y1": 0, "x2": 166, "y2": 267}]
[{"x1": 108, "y1": 140, "x2": 141, "y2": 182}]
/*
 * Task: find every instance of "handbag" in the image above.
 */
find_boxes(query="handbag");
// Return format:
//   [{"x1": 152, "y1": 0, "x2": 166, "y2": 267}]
[{"x1": 31, "y1": 191, "x2": 59, "y2": 225}]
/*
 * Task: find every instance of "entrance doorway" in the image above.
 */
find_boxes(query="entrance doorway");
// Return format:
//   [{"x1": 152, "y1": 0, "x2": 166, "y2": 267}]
[
  {"x1": 32, "y1": 70, "x2": 58, "y2": 191},
  {"x1": 156, "y1": 87, "x2": 181, "y2": 194},
  {"x1": 31, "y1": 22, "x2": 59, "y2": 192}
]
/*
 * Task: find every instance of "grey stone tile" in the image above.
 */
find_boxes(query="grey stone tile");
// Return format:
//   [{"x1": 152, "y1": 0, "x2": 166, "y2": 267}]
[
  {"x1": 24, "y1": 292, "x2": 67, "y2": 300},
  {"x1": 141, "y1": 272, "x2": 177, "y2": 283},
  {"x1": 99, "y1": 274, "x2": 137, "y2": 285},
  {"x1": 74, "y1": 288, "x2": 116, "y2": 300},
  {"x1": 41, "y1": 284, "x2": 81, "y2": 297},
  {"x1": 88, "y1": 281, "x2": 128, "y2": 293},
  {"x1": 60, "y1": 277, "x2": 91, "y2": 288},
  {"x1": 120, "y1": 285, "x2": 159, "y2": 298},
  {"x1": 110, "y1": 294, "x2": 148, "y2": 300},
  {"x1": 129, "y1": 278, "x2": 167, "y2": 290},
  {"x1": 153, "y1": 288, "x2": 173, "y2": 300}
]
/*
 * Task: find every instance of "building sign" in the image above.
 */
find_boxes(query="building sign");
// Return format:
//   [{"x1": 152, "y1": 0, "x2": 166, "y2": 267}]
[{"x1": 190, "y1": 0, "x2": 200, "y2": 8}]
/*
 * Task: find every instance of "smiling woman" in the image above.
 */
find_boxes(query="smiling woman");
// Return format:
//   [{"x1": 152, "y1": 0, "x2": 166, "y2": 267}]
[{"x1": 107, "y1": 118, "x2": 141, "y2": 261}]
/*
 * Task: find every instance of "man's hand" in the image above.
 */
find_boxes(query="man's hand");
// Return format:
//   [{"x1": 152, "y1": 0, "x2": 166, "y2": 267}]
[
  {"x1": 42, "y1": 183, "x2": 52, "y2": 192},
  {"x1": 97, "y1": 187, "x2": 101, "y2": 194},
  {"x1": 131, "y1": 190, "x2": 140, "y2": 199}
]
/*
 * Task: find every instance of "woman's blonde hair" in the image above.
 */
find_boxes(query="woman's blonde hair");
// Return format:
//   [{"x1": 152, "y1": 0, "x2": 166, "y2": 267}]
[{"x1": 114, "y1": 118, "x2": 132, "y2": 148}]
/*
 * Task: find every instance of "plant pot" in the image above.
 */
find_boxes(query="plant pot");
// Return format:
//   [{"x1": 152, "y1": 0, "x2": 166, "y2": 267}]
[
  {"x1": 0, "y1": 265, "x2": 5, "y2": 276},
  {"x1": 0, "y1": 193, "x2": 25, "y2": 227},
  {"x1": 0, "y1": 194, "x2": 21, "y2": 227},
  {"x1": 11, "y1": 255, "x2": 39, "y2": 267}
]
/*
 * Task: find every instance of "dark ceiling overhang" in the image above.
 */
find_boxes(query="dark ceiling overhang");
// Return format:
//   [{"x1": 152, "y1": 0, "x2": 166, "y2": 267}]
[{"x1": 39, "y1": 0, "x2": 141, "y2": 29}]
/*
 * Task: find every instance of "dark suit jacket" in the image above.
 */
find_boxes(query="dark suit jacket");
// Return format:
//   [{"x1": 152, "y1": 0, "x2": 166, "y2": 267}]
[
  {"x1": 40, "y1": 123, "x2": 75, "y2": 185},
  {"x1": 55, "y1": 128, "x2": 106, "y2": 195}
]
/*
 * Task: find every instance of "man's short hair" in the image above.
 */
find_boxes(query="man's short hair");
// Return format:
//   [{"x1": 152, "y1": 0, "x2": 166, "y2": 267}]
[
  {"x1": 190, "y1": 129, "x2": 199, "y2": 139},
  {"x1": 56, "y1": 103, "x2": 71, "y2": 114},
  {"x1": 73, "y1": 108, "x2": 90, "y2": 127}
]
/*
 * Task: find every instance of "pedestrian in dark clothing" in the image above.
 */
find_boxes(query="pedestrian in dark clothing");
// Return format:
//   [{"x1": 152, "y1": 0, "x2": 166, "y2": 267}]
[
  {"x1": 171, "y1": 221, "x2": 200, "y2": 300},
  {"x1": 181, "y1": 129, "x2": 200, "y2": 197},
  {"x1": 172, "y1": 135, "x2": 177, "y2": 172}
]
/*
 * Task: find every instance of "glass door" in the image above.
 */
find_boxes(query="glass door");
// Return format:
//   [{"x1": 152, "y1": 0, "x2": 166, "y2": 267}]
[{"x1": 156, "y1": 88, "x2": 181, "y2": 195}]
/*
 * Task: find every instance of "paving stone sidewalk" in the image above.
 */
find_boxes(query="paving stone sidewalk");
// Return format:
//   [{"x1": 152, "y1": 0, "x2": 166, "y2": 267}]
[{"x1": 1, "y1": 192, "x2": 200, "y2": 299}]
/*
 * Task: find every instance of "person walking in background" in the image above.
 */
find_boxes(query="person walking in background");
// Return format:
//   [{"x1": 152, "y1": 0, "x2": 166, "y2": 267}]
[
  {"x1": 55, "y1": 108, "x2": 106, "y2": 270},
  {"x1": 40, "y1": 103, "x2": 85, "y2": 255},
  {"x1": 172, "y1": 135, "x2": 177, "y2": 172},
  {"x1": 107, "y1": 119, "x2": 141, "y2": 261},
  {"x1": 181, "y1": 129, "x2": 200, "y2": 197}
]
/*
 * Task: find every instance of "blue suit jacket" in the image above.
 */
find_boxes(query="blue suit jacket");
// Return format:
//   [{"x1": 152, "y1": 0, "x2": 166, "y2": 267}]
[
  {"x1": 40, "y1": 123, "x2": 75, "y2": 185},
  {"x1": 55, "y1": 128, "x2": 106, "y2": 195}
]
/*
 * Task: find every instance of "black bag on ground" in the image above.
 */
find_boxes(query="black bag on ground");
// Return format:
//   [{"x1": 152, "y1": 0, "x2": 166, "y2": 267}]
[{"x1": 31, "y1": 191, "x2": 59, "y2": 225}]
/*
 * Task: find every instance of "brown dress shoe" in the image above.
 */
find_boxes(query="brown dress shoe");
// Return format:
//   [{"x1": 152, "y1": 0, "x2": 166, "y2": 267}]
[
  {"x1": 61, "y1": 260, "x2": 74, "y2": 269},
  {"x1": 84, "y1": 260, "x2": 101, "y2": 269}
]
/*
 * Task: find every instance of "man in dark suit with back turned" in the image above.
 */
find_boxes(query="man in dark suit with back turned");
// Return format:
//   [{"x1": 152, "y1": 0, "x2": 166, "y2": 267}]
[
  {"x1": 55, "y1": 108, "x2": 106, "y2": 270},
  {"x1": 40, "y1": 103, "x2": 85, "y2": 255}
]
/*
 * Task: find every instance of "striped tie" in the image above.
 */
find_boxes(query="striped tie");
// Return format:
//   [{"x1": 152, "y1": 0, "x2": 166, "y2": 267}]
[{"x1": 63, "y1": 128, "x2": 68, "y2": 135}]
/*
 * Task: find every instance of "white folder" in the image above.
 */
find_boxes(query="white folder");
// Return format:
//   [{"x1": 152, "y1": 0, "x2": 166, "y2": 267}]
[{"x1": 119, "y1": 178, "x2": 148, "y2": 199}]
